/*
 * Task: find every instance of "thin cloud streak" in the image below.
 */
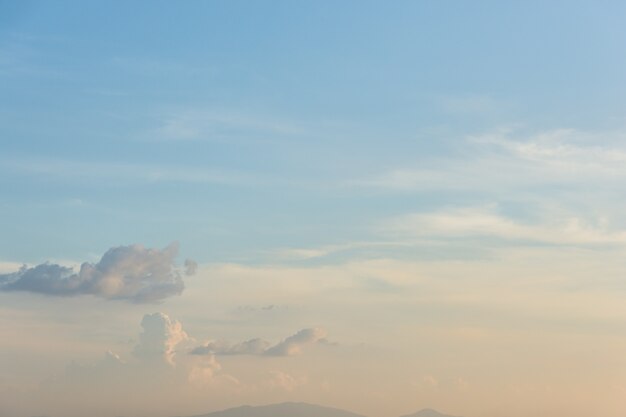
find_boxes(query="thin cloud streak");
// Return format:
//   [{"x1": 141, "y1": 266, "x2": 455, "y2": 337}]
[
  {"x1": 382, "y1": 205, "x2": 626, "y2": 247},
  {"x1": 0, "y1": 156, "x2": 272, "y2": 186},
  {"x1": 353, "y1": 128, "x2": 626, "y2": 192},
  {"x1": 149, "y1": 109, "x2": 304, "y2": 142}
]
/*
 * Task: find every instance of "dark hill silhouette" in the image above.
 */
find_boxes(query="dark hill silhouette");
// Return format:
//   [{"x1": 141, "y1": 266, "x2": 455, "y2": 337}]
[
  {"x1": 184, "y1": 402, "x2": 367, "y2": 417},
  {"x1": 179, "y1": 402, "x2": 460, "y2": 417},
  {"x1": 400, "y1": 409, "x2": 460, "y2": 417}
]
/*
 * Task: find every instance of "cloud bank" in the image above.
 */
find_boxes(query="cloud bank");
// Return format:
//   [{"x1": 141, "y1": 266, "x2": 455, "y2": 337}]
[{"x1": 0, "y1": 243, "x2": 192, "y2": 303}]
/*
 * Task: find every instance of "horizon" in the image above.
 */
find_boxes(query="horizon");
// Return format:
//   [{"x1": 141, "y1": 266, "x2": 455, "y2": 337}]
[
  {"x1": 175, "y1": 401, "x2": 458, "y2": 417},
  {"x1": 2, "y1": 2, "x2": 626, "y2": 417}
]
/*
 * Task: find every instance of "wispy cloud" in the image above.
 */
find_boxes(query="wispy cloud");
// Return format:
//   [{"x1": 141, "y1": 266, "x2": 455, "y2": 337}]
[
  {"x1": 0, "y1": 32, "x2": 70, "y2": 78},
  {"x1": 354, "y1": 127, "x2": 626, "y2": 191},
  {"x1": 109, "y1": 56, "x2": 216, "y2": 78},
  {"x1": 435, "y1": 94, "x2": 505, "y2": 115},
  {"x1": 382, "y1": 205, "x2": 626, "y2": 247},
  {"x1": 271, "y1": 241, "x2": 415, "y2": 261},
  {"x1": 0, "y1": 156, "x2": 269, "y2": 186},
  {"x1": 147, "y1": 108, "x2": 304, "y2": 142}
]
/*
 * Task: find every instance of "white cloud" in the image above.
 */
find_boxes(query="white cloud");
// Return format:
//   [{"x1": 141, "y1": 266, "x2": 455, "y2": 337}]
[{"x1": 133, "y1": 312, "x2": 189, "y2": 366}]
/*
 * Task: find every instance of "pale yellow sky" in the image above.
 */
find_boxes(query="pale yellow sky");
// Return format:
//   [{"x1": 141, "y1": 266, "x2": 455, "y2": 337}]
[{"x1": 2, "y1": 244, "x2": 626, "y2": 417}]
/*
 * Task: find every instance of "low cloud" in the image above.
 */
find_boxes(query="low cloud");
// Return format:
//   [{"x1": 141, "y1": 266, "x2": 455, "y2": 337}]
[
  {"x1": 191, "y1": 338, "x2": 270, "y2": 356},
  {"x1": 32, "y1": 313, "x2": 230, "y2": 417},
  {"x1": 264, "y1": 327, "x2": 328, "y2": 356},
  {"x1": 191, "y1": 327, "x2": 328, "y2": 357},
  {"x1": 265, "y1": 370, "x2": 307, "y2": 391},
  {"x1": 133, "y1": 312, "x2": 189, "y2": 366},
  {"x1": 0, "y1": 243, "x2": 194, "y2": 303}
]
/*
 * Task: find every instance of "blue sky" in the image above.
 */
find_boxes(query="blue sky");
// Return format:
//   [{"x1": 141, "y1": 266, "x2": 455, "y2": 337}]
[
  {"x1": 3, "y1": 1, "x2": 626, "y2": 263},
  {"x1": 2, "y1": 3, "x2": 626, "y2": 417}
]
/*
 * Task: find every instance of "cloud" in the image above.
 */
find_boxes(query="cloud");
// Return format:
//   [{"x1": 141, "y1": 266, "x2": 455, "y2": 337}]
[
  {"x1": 150, "y1": 109, "x2": 303, "y2": 142},
  {"x1": 0, "y1": 243, "x2": 193, "y2": 303},
  {"x1": 184, "y1": 259, "x2": 198, "y2": 276},
  {"x1": 354, "y1": 127, "x2": 626, "y2": 192},
  {"x1": 436, "y1": 94, "x2": 502, "y2": 115},
  {"x1": 265, "y1": 370, "x2": 307, "y2": 391},
  {"x1": 191, "y1": 338, "x2": 270, "y2": 356},
  {"x1": 1, "y1": 156, "x2": 263, "y2": 186},
  {"x1": 30, "y1": 312, "x2": 235, "y2": 417},
  {"x1": 0, "y1": 261, "x2": 25, "y2": 274},
  {"x1": 191, "y1": 328, "x2": 328, "y2": 357},
  {"x1": 63, "y1": 350, "x2": 126, "y2": 383},
  {"x1": 265, "y1": 327, "x2": 328, "y2": 356},
  {"x1": 132, "y1": 312, "x2": 189, "y2": 366},
  {"x1": 383, "y1": 205, "x2": 626, "y2": 247},
  {"x1": 272, "y1": 241, "x2": 414, "y2": 261},
  {"x1": 0, "y1": 263, "x2": 82, "y2": 295}
]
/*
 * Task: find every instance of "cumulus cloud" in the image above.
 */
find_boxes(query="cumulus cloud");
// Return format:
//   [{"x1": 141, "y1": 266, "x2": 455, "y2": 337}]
[
  {"x1": 133, "y1": 312, "x2": 189, "y2": 366},
  {"x1": 191, "y1": 328, "x2": 327, "y2": 357},
  {"x1": 34, "y1": 312, "x2": 232, "y2": 417},
  {"x1": 0, "y1": 243, "x2": 194, "y2": 303},
  {"x1": 12, "y1": 312, "x2": 334, "y2": 417}
]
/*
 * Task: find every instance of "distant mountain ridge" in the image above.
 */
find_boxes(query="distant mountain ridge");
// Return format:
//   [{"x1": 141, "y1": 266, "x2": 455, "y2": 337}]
[
  {"x1": 181, "y1": 401, "x2": 459, "y2": 417},
  {"x1": 400, "y1": 408, "x2": 460, "y2": 417},
  {"x1": 185, "y1": 402, "x2": 366, "y2": 417}
]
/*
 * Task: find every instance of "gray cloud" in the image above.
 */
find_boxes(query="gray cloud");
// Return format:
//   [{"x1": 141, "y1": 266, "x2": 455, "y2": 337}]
[
  {"x1": 0, "y1": 243, "x2": 194, "y2": 303},
  {"x1": 0, "y1": 264, "x2": 77, "y2": 294},
  {"x1": 191, "y1": 328, "x2": 327, "y2": 357},
  {"x1": 184, "y1": 259, "x2": 198, "y2": 276}
]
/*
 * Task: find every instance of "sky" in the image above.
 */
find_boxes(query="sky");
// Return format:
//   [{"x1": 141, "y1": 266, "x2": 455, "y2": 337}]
[{"x1": 2, "y1": 1, "x2": 626, "y2": 417}]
